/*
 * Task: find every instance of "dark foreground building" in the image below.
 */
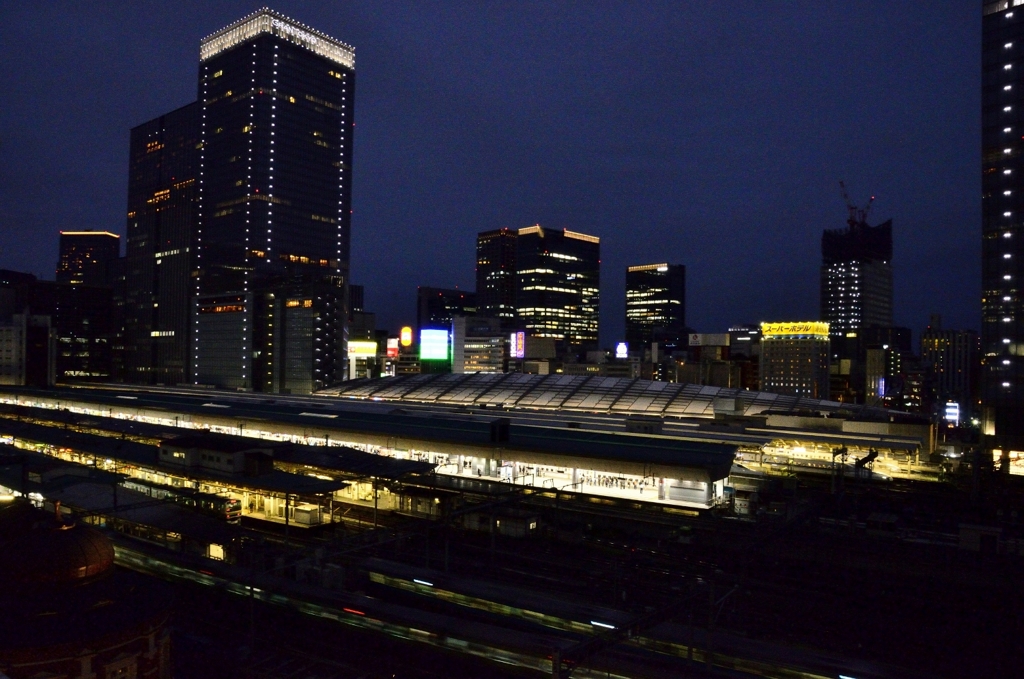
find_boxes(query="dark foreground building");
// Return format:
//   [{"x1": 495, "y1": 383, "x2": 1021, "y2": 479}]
[
  {"x1": 983, "y1": 2, "x2": 1024, "y2": 459},
  {"x1": 0, "y1": 500, "x2": 172, "y2": 677}
]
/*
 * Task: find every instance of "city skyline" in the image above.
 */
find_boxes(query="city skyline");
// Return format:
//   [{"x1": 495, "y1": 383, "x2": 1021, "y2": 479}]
[{"x1": 0, "y1": 2, "x2": 979, "y2": 344}]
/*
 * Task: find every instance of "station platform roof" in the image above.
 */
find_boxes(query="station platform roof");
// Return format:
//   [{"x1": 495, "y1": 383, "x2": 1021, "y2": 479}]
[
  {"x1": 0, "y1": 388, "x2": 739, "y2": 483},
  {"x1": 0, "y1": 418, "x2": 348, "y2": 496},
  {"x1": 319, "y1": 372, "x2": 900, "y2": 420}
]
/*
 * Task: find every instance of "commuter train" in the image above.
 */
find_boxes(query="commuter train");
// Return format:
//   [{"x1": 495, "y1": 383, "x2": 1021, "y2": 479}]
[{"x1": 122, "y1": 478, "x2": 242, "y2": 522}]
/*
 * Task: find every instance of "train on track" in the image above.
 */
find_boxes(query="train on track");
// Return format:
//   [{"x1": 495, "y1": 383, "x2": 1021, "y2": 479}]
[{"x1": 122, "y1": 478, "x2": 242, "y2": 522}]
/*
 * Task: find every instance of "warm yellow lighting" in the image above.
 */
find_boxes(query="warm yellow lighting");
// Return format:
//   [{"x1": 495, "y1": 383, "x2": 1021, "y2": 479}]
[
  {"x1": 59, "y1": 231, "x2": 119, "y2": 238},
  {"x1": 400, "y1": 326, "x2": 413, "y2": 347},
  {"x1": 348, "y1": 341, "x2": 377, "y2": 357},
  {"x1": 564, "y1": 229, "x2": 599, "y2": 243},
  {"x1": 627, "y1": 263, "x2": 669, "y2": 272},
  {"x1": 760, "y1": 321, "x2": 830, "y2": 339}
]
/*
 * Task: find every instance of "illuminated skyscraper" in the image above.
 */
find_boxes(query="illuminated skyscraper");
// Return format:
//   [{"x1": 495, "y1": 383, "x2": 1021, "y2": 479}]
[
  {"x1": 820, "y1": 218, "x2": 893, "y2": 340},
  {"x1": 476, "y1": 228, "x2": 518, "y2": 324},
  {"x1": 515, "y1": 225, "x2": 600, "y2": 352},
  {"x1": 624, "y1": 262, "x2": 685, "y2": 349},
  {"x1": 192, "y1": 9, "x2": 355, "y2": 392},
  {"x1": 982, "y1": 2, "x2": 1024, "y2": 461}
]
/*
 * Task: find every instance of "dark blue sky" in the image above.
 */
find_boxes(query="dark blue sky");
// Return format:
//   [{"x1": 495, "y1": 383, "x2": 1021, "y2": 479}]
[{"x1": 0, "y1": 2, "x2": 980, "y2": 345}]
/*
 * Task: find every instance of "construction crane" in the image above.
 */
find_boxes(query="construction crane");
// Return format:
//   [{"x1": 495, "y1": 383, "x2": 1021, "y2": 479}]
[{"x1": 839, "y1": 181, "x2": 875, "y2": 228}]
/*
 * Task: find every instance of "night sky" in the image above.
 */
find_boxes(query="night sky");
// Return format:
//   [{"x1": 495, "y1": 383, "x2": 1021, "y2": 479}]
[{"x1": 0, "y1": 2, "x2": 979, "y2": 345}]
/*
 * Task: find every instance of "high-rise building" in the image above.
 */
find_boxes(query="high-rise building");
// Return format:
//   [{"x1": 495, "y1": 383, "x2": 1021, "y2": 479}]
[
  {"x1": 192, "y1": 9, "x2": 356, "y2": 393},
  {"x1": 515, "y1": 225, "x2": 600, "y2": 352},
  {"x1": 416, "y1": 287, "x2": 476, "y2": 332},
  {"x1": 451, "y1": 316, "x2": 506, "y2": 374},
  {"x1": 476, "y1": 228, "x2": 518, "y2": 323},
  {"x1": 124, "y1": 102, "x2": 199, "y2": 385},
  {"x1": 820, "y1": 218, "x2": 893, "y2": 341},
  {"x1": 759, "y1": 322, "x2": 830, "y2": 399},
  {"x1": 2, "y1": 271, "x2": 116, "y2": 383},
  {"x1": 982, "y1": 2, "x2": 1024, "y2": 459},
  {"x1": 921, "y1": 317, "x2": 978, "y2": 417},
  {"x1": 624, "y1": 263, "x2": 685, "y2": 350},
  {"x1": 56, "y1": 231, "x2": 120, "y2": 286}
]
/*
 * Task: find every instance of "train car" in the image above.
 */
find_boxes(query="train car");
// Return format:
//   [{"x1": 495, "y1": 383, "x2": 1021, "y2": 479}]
[
  {"x1": 174, "y1": 489, "x2": 242, "y2": 522},
  {"x1": 120, "y1": 478, "x2": 242, "y2": 522}
]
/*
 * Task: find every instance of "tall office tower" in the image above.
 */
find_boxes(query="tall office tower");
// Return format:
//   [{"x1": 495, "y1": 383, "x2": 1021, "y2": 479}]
[
  {"x1": 124, "y1": 102, "x2": 199, "y2": 385},
  {"x1": 416, "y1": 287, "x2": 476, "y2": 332},
  {"x1": 515, "y1": 225, "x2": 600, "y2": 353},
  {"x1": 759, "y1": 322, "x2": 831, "y2": 399},
  {"x1": 624, "y1": 263, "x2": 686, "y2": 349},
  {"x1": 192, "y1": 9, "x2": 355, "y2": 393},
  {"x1": 476, "y1": 228, "x2": 518, "y2": 324},
  {"x1": 921, "y1": 317, "x2": 979, "y2": 416},
  {"x1": 55, "y1": 231, "x2": 120, "y2": 286},
  {"x1": 983, "y1": 2, "x2": 1024, "y2": 459},
  {"x1": 820, "y1": 218, "x2": 893, "y2": 341}
]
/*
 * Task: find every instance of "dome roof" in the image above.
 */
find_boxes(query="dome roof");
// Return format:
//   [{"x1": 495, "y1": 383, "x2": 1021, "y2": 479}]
[{"x1": 0, "y1": 500, "x2": 114, "y2": 585}]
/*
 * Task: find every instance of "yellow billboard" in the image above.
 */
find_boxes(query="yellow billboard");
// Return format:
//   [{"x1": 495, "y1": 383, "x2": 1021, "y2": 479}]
[
  {"x1": 348, "y1": 341, "x2": 378, "y2": 357},
  {"x1": 760, "y1": 321, "x2": 830, "y2": 339}
]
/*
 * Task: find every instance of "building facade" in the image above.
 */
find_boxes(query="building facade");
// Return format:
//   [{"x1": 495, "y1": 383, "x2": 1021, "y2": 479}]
[
  {"x1": 921, "y1": 322, "x2": 979, "y2": 417},
  {"x1": 125, "y1": 102, "x2": 199, "y2": 385},
  {"x1": 625, "y1": 262, "x2": 686, "y2": 350},
  {"x1": 416, "y1": 287, "x2": 476, "y2": 332},
  {"x1": 451, "y1": 316, "x2": 506, "y2": 374},
  {"x1": 759, "y1": 322, "x2": 830, "y2": 399},
  {"x1": 192, "y1": 9, "x2": 355, "y2": 393},
  {"x1": 515, "y1": 225, "x2": 600, "y2": 353},
  {"x1": 820, "y1": 218, "x2": 893, "y2": 340},
  {"x1": 55, "y1": 231, "x2": 120, "y2": 286},
  {"x1": 476, "y1": 228, "x2": 518, "y2": 324},
  {"x1": 982, "y1": 1, "x2": 1024, "y2": 458}
]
